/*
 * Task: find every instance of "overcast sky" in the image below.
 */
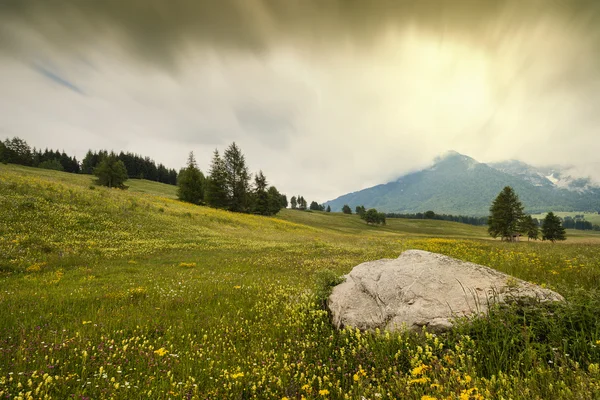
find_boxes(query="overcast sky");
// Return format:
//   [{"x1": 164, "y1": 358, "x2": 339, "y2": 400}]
[{"x1": 1, "y1": 0, "x2": 599, "y2": 202}]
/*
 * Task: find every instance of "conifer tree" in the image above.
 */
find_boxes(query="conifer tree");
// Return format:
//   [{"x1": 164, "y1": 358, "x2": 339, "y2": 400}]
[
  {"x1": 223, "y1": 142, "x2": 250, "y2": 212},
  {"x1": 342, "y1": 204, "x2": 352, "y2": 214},
  {"x1": 252, "y1": 170, "x2": 270, "y2": 215},
  {"x1": 177, "y1": 152, "x2": 205, "y2": 205},
  {"x1": 522, "y1": 215, "x2": 540, "y2": 241},
  {"x1": 205, "y1": 150, "x2": 229, "y2": 208},
  {"x1": 290, "y1": 196, "x2": 298, "y2": 209},
  {"x1": 81, "y1": 150, "x2": 99, "y2": 174},
  {"x1": 488, "y1": 186, "x2": 525, "y2": 241},
  {"x1": 326, "y1": 205, "x2": 331, "y2": 213},
  {"x1": 542, "y1": 212, "x2": 566, "y2": 242}
]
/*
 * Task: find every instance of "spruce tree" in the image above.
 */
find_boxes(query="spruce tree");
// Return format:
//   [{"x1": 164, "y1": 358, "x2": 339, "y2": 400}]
[
  {"x1": 223, "y1": 142, "x2": 250, "y2": 212},
  {"x1": 252, "y1": 170, "x2": 269, "y2": 215},
  {"x1": 542, "y1": 212, "x2": 566, "y2": 242},
  {"x1": 177, "y1": 152, "x2": 205, "y2": 205},
  {"x1": 326, "y1": 205, "x2": 331, "y2": 213},
  {"x1": 522, "y1": 215, "x2": 539, "y2": 241},
  {"x1": 81, "y1": 150, "x2": 99, "y2": 174},
  {"x1": 488, "y1": 186, "x2": 525, "y2": 241},
  {"x1": 290, "y1": 196, "x2": 297, "y2": 209},
  {"x1": 205, "y1": 150, "x2": 229, "y2": 208}
]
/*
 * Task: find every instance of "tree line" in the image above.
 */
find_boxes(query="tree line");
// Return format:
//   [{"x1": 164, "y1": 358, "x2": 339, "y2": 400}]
[
  {"x1": 381, "y1": 206, "x2": 594, "y2": 233},
  {"x1": 1, "y1": 137, "x2": 80, "y2": 173},
  {"x1": 288, "y1": 196, "x2": 331, "y2": 212},
  {"x1": 385, "y1": 211, "x2": 488, "y2": 226},
  {"x1": 561, "y1": 216, "x2": 600, "y2": 231},
  {"x1": 81, "y1": 150, "x2": 178, "y2": 185},
  {"x1": 0, "y1": 136, "x2": 178, "y2": 185},
  {"x1": 177, "y1": 143, "x2": 287, "y2": 216},
  {"x1": 338, "y1": 204, "x2": 386, "y2": 225}
]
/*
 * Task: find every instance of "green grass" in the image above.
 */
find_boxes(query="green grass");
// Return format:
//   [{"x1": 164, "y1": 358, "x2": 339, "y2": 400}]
[
  {"x1": 2, "y1": 164, "x2": 600, "y2": 399},
  {"x1": 126, "y1": 178, "x2": 177, "y2": 199}
]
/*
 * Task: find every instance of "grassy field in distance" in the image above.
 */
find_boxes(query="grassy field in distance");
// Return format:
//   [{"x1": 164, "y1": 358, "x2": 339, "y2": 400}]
[
  {"x1": 2, "y1": 163, "x2": 600, "y2": 399},
  {"x1": 532, "y1": 211, "x2": 600, "y2": 225}
]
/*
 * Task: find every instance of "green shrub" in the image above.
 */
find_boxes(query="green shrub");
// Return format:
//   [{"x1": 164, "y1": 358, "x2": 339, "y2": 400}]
[{"x1": 314, "y1": 268, "x2": 344, "y2": 308}]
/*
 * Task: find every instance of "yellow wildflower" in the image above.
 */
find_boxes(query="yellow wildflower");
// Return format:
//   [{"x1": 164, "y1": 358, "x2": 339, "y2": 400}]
[
  {"x1": 460, "y1": 388, "x2": 480, "y2": 400},
  {"x1": 154, "y1": 348, "x2": 168, "y2": 356},
  {"x1": 411, "y1": 364, "x2": 429, "y2": 376},
  {"x1": 179, "y1": 262, "x2": 196, "y2": 268},
  {"x1": 409, "y1": 377, "x2": 430, "y2": 385},
  {"x1": 319, "y1": 389, "x2": 330, "y2": 395}
]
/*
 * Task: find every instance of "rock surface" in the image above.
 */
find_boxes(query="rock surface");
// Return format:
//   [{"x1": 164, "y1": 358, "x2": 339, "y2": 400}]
[{"x1": 328, "y1": 250, "x2": 564, "y2": 332}]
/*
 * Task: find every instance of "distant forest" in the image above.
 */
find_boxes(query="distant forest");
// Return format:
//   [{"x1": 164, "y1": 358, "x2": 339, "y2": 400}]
[
  {"x1": 561, "y1": 215, "x2": 600, "y2": 231},
  {"x1": 386, "y1": 212, "x2": 488, "y2": 226},
  {"x1": 0, "y1": 136, "x2": 178, "y2": 185},
  {"x1": 387, "y1": 211, "x2": 600, "y2": 231}
]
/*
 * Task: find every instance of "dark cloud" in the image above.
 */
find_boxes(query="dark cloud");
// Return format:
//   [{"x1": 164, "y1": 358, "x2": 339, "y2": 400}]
[{"x1": 2, "y1": 0, "x2": 600, "y2": 65}]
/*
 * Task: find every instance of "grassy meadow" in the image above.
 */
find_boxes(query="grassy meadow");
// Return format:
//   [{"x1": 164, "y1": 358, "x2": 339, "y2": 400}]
[{"x1": 2, "y1": 163, "x2": 600, "y2": 399}]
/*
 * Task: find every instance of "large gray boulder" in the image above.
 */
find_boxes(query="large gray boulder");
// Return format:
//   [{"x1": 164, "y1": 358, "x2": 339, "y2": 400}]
[{"x1": 328, "y1": 249, "x2": 564, "y2": 333}]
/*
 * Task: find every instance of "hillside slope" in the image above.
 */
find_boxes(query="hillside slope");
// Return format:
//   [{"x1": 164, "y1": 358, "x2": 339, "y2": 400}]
[{"x1": 0, "y1": 164, "x2": 489, "y2": 273}]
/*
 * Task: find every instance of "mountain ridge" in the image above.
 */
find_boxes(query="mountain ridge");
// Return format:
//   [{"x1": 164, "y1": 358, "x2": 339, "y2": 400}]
[{"x1": 324, "y1": 152, "x2": 600, "y2": 216}]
